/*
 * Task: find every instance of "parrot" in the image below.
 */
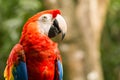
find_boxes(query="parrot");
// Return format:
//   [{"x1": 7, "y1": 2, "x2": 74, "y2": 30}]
[{"x1": 4, "y1": 9, "x2": 67, "y2": 80}]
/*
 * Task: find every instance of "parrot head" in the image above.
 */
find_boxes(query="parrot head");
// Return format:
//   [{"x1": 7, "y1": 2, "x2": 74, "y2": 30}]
[{"x1": 21, "y1": 9, "x2": 67, "y2": 41}]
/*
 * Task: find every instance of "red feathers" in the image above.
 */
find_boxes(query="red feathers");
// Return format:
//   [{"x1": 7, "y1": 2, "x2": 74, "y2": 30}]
[
  {"x1": 4, "y1": 10, "x2": 63, "y2": 80},
  {"x1": 23, "y1": 9, "x2": 61, "y2": 27},
  {"x1": 19, "y1": 10, "x2": 62, "y2": 80},
  {"x1": 20, "y1": 9, "x2": 61, "y2": 44}
]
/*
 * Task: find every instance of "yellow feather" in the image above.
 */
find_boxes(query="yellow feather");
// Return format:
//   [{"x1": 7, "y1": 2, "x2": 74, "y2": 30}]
[{"x1": 4, "y1": 65, "x2": 14, "y2": 80}]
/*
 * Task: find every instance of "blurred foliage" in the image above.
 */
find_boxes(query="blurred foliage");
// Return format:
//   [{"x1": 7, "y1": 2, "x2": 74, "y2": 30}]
[
  {"x1": 101, "y1": 0, "x2": 120, "y2": 80},
  {"x1": 0, "y1": 0, "x2": 43, "y2": 79}
]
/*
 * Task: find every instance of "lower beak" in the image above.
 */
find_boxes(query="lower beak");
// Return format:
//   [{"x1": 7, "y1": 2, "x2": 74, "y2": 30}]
[{"x1": 48, "y1": 14, "x2": 67, "y2": 40}]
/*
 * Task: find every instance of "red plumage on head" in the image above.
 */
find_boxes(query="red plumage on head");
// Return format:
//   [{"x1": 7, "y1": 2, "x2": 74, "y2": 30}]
[
  {"x1": 51, "y1": 9, "x2": 61, "y2": 18},
  {"x1": 25, "y1": 9, "x2": 61, "y2": 24},
  {"x1": 20, "y1": 9, "x2": 61, "y2": 44}
]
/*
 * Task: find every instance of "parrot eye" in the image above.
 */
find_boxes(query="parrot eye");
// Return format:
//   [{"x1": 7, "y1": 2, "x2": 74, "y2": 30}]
[
  {"x1": 42, "y1": 16, "x2": 48, "y2": 22},
  {"x1": 40, "y1": 14, "x2": 52, "y2": 23}
]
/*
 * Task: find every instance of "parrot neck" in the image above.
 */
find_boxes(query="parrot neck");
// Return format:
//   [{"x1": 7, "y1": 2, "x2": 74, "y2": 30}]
[{"x1": 20, "y1": 32, "x2": 57, "y2": 51}]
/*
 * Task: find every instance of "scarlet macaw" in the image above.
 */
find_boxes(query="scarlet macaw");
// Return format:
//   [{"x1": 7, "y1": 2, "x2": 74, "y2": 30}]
[{"x1": 4, "y1": 9, "x2": 67, "y2": 80}]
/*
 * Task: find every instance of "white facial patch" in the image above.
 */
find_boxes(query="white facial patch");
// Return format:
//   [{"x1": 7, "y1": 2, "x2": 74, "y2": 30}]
[{"x1": 37, "y1": 14, "x2": 53, "y2": 35}]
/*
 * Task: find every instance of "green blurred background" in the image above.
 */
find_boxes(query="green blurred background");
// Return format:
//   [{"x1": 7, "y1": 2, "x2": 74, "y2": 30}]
[
  {"x1": 101, "y1": 0, "x2": 120, "y2": 80},
  {"x1": 0, "y1": 0, "x2": 120, "y2": 80}
]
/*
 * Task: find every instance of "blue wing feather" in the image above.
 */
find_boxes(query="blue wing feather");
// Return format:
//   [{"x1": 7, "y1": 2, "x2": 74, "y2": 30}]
[
  {"x1": 13, "y1": 61, "x2": 28, "y2": 80},
  {"x1": 57, "y1": 60, "x2": 63, "y2": 80},
  {"x1": 4, "y1": 44, "x2": 28, "y2": 80}
]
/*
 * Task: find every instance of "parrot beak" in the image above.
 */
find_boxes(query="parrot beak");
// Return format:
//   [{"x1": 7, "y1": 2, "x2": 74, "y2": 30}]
[{"x1": 48, "y1": 14, "x2": 67, "y2": 40}]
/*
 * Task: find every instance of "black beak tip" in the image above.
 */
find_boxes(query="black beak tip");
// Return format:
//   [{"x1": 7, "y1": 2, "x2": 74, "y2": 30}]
[{"x1": 61, "y1": 33, "x2": 65, "y2": 40}]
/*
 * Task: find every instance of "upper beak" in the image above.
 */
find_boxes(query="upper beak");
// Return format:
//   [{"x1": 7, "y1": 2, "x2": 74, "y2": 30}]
[{"x1": 48, "y1": 14, "x2": 67, "y2": 40}]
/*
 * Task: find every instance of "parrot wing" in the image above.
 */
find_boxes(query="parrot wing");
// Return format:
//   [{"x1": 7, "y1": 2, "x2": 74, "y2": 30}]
[
  {"x1": 56, "y1": 59, "x2": 63, "y2": 80},
  {"x1": 54, "y1": 52, "x2": 63, "y2": 80},
  {"x1": 4, "y1": 44, "x2": 28, "y2": 80}
]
